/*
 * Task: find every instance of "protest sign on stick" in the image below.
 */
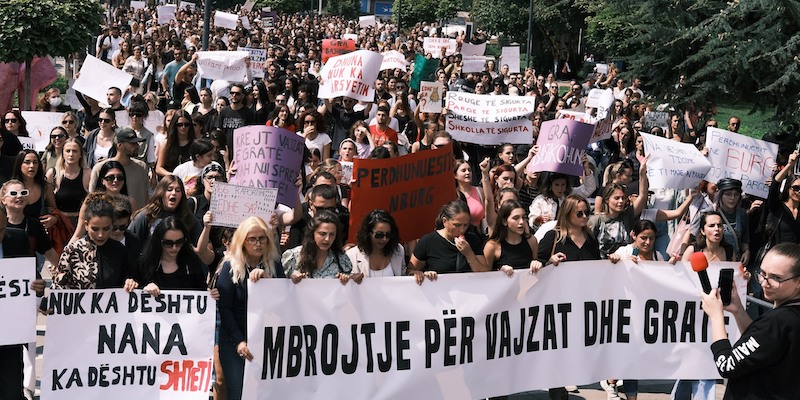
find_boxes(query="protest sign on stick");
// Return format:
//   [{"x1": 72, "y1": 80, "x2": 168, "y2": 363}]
[
  {"x1": 445, "y1": 92, "x2": 535, "y2": 145},
  {"x1": 423, "y1": 38, "x2": 457, "y2": 57},
  {"x1": 229, "y1": 126, "x2": 305, "y2": 207},
  {"x1": 317, "y1": 50, "x2": 383, "y2": 102},
  {"x1": 321, "y1": 39, "x2": 357, "y2": 63},
  {"x1": 641, "y1": 132, "x2": 711, "y2": 189},
  {"x1": 72, "y1": 55, "x2": 133, "y2": 103},
  {"x1": 527, "y1": 119, "x2": 593, "y2": 176},
  {"x1": 195, "y1": 51, "x2": 249, "y2": 82},
  {"x1": 705, "y1": 127, "x2": 778, "y2": 198},
  {"x1": 210, "y1": 183, "x2": 278, "y2": 228},
  {"x1": 0, "y1": 258, "x2": 37, "y2": 346},
  {"x1": 418, "y1": 81, "x2": 444, "y2": 113}
]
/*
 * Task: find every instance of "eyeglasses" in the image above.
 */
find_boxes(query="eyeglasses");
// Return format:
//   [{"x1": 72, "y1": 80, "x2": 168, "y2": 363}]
[
  {"x1": 372, "y1": 231, "x2": 391, "y2": 240},
  {"x1": 245, "y1": 236, "x2": 268, "y2": 245},
  {"x1": 5, "y1": 119, "x2": 17, "y2": 124},
  {"x1": 229, "y1": 91, "x2": 243, "y2": 96},
  {"x1": 103, "y1": 174, "x2": 125, "y2": 182},
  {"x1": 112, "y1": 223, "x2": 129, "y2": 232},
  {"x1": 756, "y1": 271, "x2": 800, "y2": 287},
  {"x1": 575, "y1": 210, "x2": 589, "y2": 218},
  {"x1": 62, "y1": 120, "x2": 76, "y2": 125},
  {"x1": 161, "y1": 238, "x2": 186, "y2": 248},
  {"x1": 5, "y1": 190, "x2": 29, "y2": 197},
  {"x1": 98, "y1": 118, "x2": 113, "y2": 123},
  {"x1": 204, "y1": 174, "x2": 223, "y2": 181},
  {"x1": 50, "y1": 134, "x2": 67, "y2": 140},
  {"x1": 304, "y1": 120, "x2": 316, "y2": 125},
  {"x1": 791, "y1": 185, "x2": 800, "y2": 193},
  {"x1": 175, "y1": 122, "x2": 192, "y2": 128}
]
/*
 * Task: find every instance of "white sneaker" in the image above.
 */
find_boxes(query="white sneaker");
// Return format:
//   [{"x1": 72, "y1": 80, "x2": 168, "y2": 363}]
[
  {"x1": 565, "y1": 385, "x2": 578, "y2": 392},
  {"x1": 599, "y1": 380, "x2": 621, "y2": 400}
]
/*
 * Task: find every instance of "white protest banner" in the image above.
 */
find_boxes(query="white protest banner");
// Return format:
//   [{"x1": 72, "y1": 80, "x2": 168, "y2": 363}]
[
  {"x1": 317, "y1": 50, "x2": 383, "y2": 102},
  {"x1": 461, "y1": 42, "x2": 486, "y2": 56},
  {"x1": 21, "y1": 111, "x2": 63, "y2": 152},
  {"x1": 596, "y1": 63, "x2": 609, "y2": 74},
  {"x1": 343, "y1": 33, "x2": 358, "y2": 42},
  {"x1": 242, "y1": 0, "x2": 256, "y2": 12},
  {"x1": 210, "y1": 183, "x2": 278, "y2": 228},
  {"x1": 214, "y1": 11, "x2": 239, "y2": 30},
  {"x1": 115, "y1": 111, "x2": 162, "y2": 136},
  {"x1": 157, "y1": 5, "x2": 176, "y2": 25},
  {"x1": 182, "y1": 2, "x2": 196, "y2": 11},
  {"x1": 379, "y1": 50, "x2": 407, "y2": 71},
  {"x1": 238, "y1": 47, "x2": 266, "y2": 79},
  {"x1": 41, "y1": 289, "x2": 215, "y2": 399},
  {"x1": 643, "y1": 111, "x2": 670, "y2": 130},
  {"x1": 705, "y1": 127, "x2": 778, "y2": 198},
  {"x1": 243, "y1": 261, "x2": 744, "y2": 399},
  {"x1": 423, "y1": 37, "x2": 457, "y2": 57},
  {"x1": 18, "y1": 136, "x2": 35, "y2": 151},
  {"x1": 501, "y1": 46, "x2": 520, "y2": 73},
  {"x1": 72, "y1": 55, "x2": 133, "y2": 103},
  {"x1": 585, "y1": 88, "x2": 615, "y2": 120},
  {"x1": 641, "y1": 132, "x2": 712, "y2": 189},
  {"x1": 65, "y1": 79, "x2": 82, "y2": 110},
  {"x1": 195, "y1": 51, "x2": 249, "y2": 82},
  {"x1": 340, "y1": 160, "x2": 353, "y2": 185},
  {"x1": 240, "y1": 16, "x2": 251, "y2": 30},
  {"x1": 130, "y1": 1, "x2": 147, "y2": 9},
  {"x1": 0, "y1": 258, "x2": 37, "y2": 346},
  {"x1": 445, "y1": 92, "x2": 535, "y2": 145},
  {"x1": 359, "y1": 15, "x2": 377, "y2": 28},
  {"x1": 418, "y1": 81, "x2": 444, "y2": 113},
  {"x1": 527, "y1": 119, "x2": 593, "y2": 176},
  {"x1": 461, "y1": 55, "x2": 486, "y2": 73}
]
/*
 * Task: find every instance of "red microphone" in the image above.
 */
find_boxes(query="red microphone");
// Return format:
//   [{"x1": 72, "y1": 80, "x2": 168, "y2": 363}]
[{"x1": 689, "y1": 252, "x2": 712, "y2": 294}]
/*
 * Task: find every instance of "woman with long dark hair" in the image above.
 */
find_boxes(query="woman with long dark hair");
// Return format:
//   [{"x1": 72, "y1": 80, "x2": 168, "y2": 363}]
[
  {"x1": 155, "y1": 111, "x2": 195, "y2": 178},
  {"x1": 346, "y1": 210, "x2": 404, "y2": 280},
  {"x1": 129, "y1": 175, "x2": 199, "y2": 246},
  {"x1": 139, "y1": 216, "x2": 207, "y2": 295},
  {"x1": 484, "y1": 200, "x2": 541, "y2": 274},
  {"x1": 282, "y1": 210, "x2": 352, "y2": 284}
]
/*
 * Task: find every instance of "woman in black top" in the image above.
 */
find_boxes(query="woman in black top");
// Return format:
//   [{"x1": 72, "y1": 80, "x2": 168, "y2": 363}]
[
  {"x1": 139, "y1": 216, "x2": 207, "y2": 296},
  {"x1": 764, "y1": 150, "x2": 800, "y2": 245},
  {"x1": 537, "y1": 194, "x2": 602, "y2": 265},
  {"x1": 484, "y1": 200, "x2": 542, "y2": 275},
  {"x1": 46, "y1": 138, "x2": 90, "y2": 226}
]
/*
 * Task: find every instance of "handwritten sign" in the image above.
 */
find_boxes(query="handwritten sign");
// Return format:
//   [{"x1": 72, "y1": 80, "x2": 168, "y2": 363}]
[
  {"x1": 214, "y1": 11, "x2": 239, "y2": 30},
  {"x1": 461, "y1": 55, "x2": 486, "y2": 73},
  {"x1": 195, "y1": 51, "x2": 249, "y2": 82},
  {"x1": 210, "y1": 183, "x2": 278, "y2": 228},
  {"x1": 358, "y1": 15, "x2": 377, "y2": 28},
  {"x1": 705, "y1": 127, "x2": 778, "y2": 198},
  {"x1": 379, "y1": 50, "x2": 407, "y2": 71},
  {"x1": 461, "y1": 42, "x2": 486, "y2": 56},
  {"x1": 21, "y1": 111, "x2": 63, "y2": 152},
  {"x1": 349, "y1": 145, "x2": 456, "y2": 243},
  {"x1": 238, "y1": 47, "x2": 266, "y2": 79},
  {"x1": 41, "y1": 289, "x2": 215, "y2": 399},
  {"x1": 422, "y1": 37, "x2": 457, "y2": 57},
  {"x1": 321, "y1": 39, "x2": 357, "y2": 63},
  {"x1": 445, "y1": 92, "x2": 535, "y2": 145},
  {"x1": 418, "y1": 81, "x2": 444, "y2": 113},
  {"x1": 527, "y1": 119, "x2": 593, "y2": 176},
  {"x1": 641, "y1": 132, "x2": 711, "y2": 189},
  {"x1": 72, "y1": 55, "x2": 133, "y2": 104},
  {"x1": 318, "y1": 50, "x2": 383, "y2": 102},
  {"x1": 585, "y1": 88, "x2": 615, "y2": 120},
  {"x1": 0, "y1": 258, "x2": 36, "y2": 346},
  {"x1": 643, "y1": 111, "x2": 669, "y2": 131},
  {"x1": 157, "y1": 5, "x2": 176, "y2": 25},
  {"x1": 229, "y1": 126, "x2": 304, "y2": 207},
  {"x1": 115, "y1": 111, "x2": 162, "y2": 137},
  {"x1": 339, "y1": 161, "x2": 353, "y2": 184},
  {"x1": 500, "y1": 46, "x2": 520, "y2": 73}
]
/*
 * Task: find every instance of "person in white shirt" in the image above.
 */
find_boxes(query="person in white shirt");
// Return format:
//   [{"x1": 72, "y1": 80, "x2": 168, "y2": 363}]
[{"x1": 172, "y1": 138, "x2": 218, "y2": 196}]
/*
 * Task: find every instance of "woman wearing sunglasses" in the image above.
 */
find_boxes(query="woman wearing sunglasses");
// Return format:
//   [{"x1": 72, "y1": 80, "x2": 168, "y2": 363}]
[
  {"x1": 138, "y1": 216, "x2": 207, "y2": 296},
  {"x1": 41, "y1": 127, "x2": 70, "y2": 171},
  {"x1": 83, "y1": 108, "x2": 118, "y2": 168},
  {"x1": 0, "y1": 110, "x2": 26, "y2": 157},
  {"x1": 156, "y1": 111, "x2": 196, "y2": 178},
  {"x1": 346, "y1": 209, "x2": 404, "y2": 281},
  {"x1": 60, "y1": 111, "x2": 83, "y2": 144},
  {"x1": 1, "y1": 180, "x2": 60, "y2": 267},
  {"x1": 69, "y1": 160, "x2": 133, "y2": 243}
]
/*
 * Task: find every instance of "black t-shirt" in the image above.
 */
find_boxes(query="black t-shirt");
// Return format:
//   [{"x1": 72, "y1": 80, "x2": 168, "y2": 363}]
[
  {"x1": 328, "y1": 103, "x2": 368, "y2": 151},
  {"x1": 495, "y1": 239, "x2": 534, "y2": 270},
  {"x1": 95, "y1": 239, "x2": 133, "y2": 289},
  {"x1": 8, "y1": 216, "x2": 52, "y2": 255},
  {"x1": 536, "y1": 229, "x2": 601, "y2": 264},
  {"x1": 148, "y1": 262, "x2": 207, "y2": 291},
  {"x1": 217, "y1": 106, "x2": 255, "y2": 156},
  {"x1": 413, "y1": 230, "x2": 483, "y2": 274}
]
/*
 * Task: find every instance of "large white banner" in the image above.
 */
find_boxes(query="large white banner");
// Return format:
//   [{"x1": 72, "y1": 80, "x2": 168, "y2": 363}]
[
  {"x1": 445, "y1": 92, "x2": 535, "y2": 145},
  {"x1": 0, "y1": 258, "x2": 37, "y2": 346},
  {"x1": 500, "y1": 46, "x2": 520, "y2": 73},
  {"x1": 379, "y1": 50, "x2": 407, "y2": 71},
  {"x1": 73, "y1": 55, "x2": 133, "y2": 104},
  {"x1": 641, "y1": 132, "x2": 712, "y2": 189},
  {"x1": 21, "y1": 111, "x2": 63, "y2": 152},
  {"x1": 196, "y1": 51, "x2": 249, "y2": 82},
  {"x1": 243, "y1": 261, "x2": 744, "y2": 399},
  {"x1": 239, "y1": 47, "x2": 267, "y2": 79},
  {"x1": 705, "y1": 127, "x2": 778, "y2": 198},
  {"x1": 318, "y1": 50, "x2": 383, "y2": 102},
  {"x1": 423, "y1": 37, "x2": 457, "y2": 57},
  {"x1": 214, "y1": 11, "x2": 240, "y2": 30},
  {"x1": 41, "y1": 289, "x2": 216, "y2": 399}
]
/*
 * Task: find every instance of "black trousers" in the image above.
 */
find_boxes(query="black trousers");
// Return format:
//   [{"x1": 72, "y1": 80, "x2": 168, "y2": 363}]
[{"x1": 0, "y1": 344, "x2": 23, "y2": 400}]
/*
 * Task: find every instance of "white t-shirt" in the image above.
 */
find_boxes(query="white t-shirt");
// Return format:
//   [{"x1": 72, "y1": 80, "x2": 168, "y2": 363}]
[
  {"x1": 300, "y1": 132, "x2": 332, "y2": 155},
  {"x1": 172, "y1": 161, "x2": 205, "y2": 195}
]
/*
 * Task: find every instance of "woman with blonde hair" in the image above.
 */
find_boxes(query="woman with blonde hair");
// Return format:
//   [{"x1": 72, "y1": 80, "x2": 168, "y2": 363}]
[
  {"x1": 216, "y1": 216, "x2": 284, "y2": 400},
  {"x1": 537, "y1": 194, "x2": 602, "y2": 266}
]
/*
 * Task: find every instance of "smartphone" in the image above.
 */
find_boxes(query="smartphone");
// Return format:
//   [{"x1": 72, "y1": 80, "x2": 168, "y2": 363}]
[
  {"x1": 718, "y1": 268, "x2": 734, "y2": 306},
  {"x1": 632, "y1": 247, "x2": 639, "y2": 257}
]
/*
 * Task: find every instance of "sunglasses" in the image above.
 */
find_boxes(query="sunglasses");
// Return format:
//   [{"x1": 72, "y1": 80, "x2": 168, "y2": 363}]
[
  {"x1": 791, "y1": 185, "x2": 800, "y2": 193},
  {"x1": 5, "y1": 119, "x2": 18, "y2": 124},
  {"x1": 98, "y1": 118, "x2": 113, "y2": 123},
  {"x1": 112, "y1": 223, "x2": 129, "y2": 232},
  {"x1": 372, "y1": 231, "x2": 391, "y2": 240},
  {"x1": 50, "y1": 134, "x2": 67, "y2": 140},
  {"x1": 62, "y1": 120, "x2": 76, "y2": 125},
  {"x1": 103, "y1": 174, "x2": 125, "y2": 182},
  {"x1": 161, "y1": 238, "x2": 186, "y2": 248},
  {"x1": 5, "y1": 189, "x2": 29, "y2": 197},
  {"x1": 575, "y1": 210, "x2": 589, "y2": 218},
  {"x1": 304, "y1": 120, "x2": 316, "y2": 125},
  {"x1": 129, "y1": 113, "x2": 143, "y2": 118},
  {"x1": 204, "y1": 174, "x2": 223, "y2": 181}
]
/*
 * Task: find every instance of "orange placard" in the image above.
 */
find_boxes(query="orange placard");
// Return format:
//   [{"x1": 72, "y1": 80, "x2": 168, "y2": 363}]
[
  {"x1": 348, "y1": 145, "x2": 456, "y2": 243},
  {"x1": 322, "y1": 39, "x2": 356, "y2": 63}
]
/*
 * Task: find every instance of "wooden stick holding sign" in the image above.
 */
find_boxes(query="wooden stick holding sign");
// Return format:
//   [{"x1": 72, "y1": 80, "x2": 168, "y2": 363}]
[{"x1": 210, "y1": 183, "x2": 278, "y2": 228}]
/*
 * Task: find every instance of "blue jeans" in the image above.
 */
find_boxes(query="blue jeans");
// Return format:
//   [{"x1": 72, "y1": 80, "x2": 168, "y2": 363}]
[{"x1": 672, "y1": 379, "x2": 715, "y2": 400}]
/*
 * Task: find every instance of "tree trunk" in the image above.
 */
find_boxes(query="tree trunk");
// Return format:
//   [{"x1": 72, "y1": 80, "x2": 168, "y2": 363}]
[{"x1": 22, "y1": 57, "x2": 33, "y2": 111}]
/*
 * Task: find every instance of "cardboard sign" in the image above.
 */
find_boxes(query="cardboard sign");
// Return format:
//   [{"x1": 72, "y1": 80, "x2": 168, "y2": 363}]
[
  {"x1": 41, "y1": 289, "x2": 215, "y2": 399},
  {"x1": 130, "y1": 1, "x2": 147, "y2": 9},
  {"x1": 339, "y1": 161, "x2": 353, "y2": 184},
  {"x1": 210, "y1": 183, "x2": 278, "y2": 228},
  {"x1": 585, "y1": 88, "x2": 615, "y2": 120},
  {"x1": 214, "y1": 11, "x2": 239, "y2": 30},
  {"x1": 418, "y1": 81, "x2": 444, "y2": 113},
  {"x1": 358, "y1": 15, "x2": 377, "y2": 28},
  {"x1": 238, "y1": 47, "x2": 266, "y2": 79},
  {"x1": 705, "y1": 127, "x2": 778, "y2": 198},
  {"x1": 72, "y1": 55, "x2": 133, "y2": 104},
  {"x1": 445, "y1": 92, "x2": 535, "y2": 145},
  {"x1": 0, "y1": 258, "x2": 37, "y2": 346},
  {"x1": 461, "y1": 55, "x2": 486, "y2": 73},
  {"x1": 21, "y1": 111, "x2": 63, "y2": 152},
  {"x1": 527, "y1": 119, "x2": 593, "y2": 176},
  {"x1": 348, "y1": 145, "x2": 456, "y2": 243},
  {"x1": 643, "y1": 111, "x2": 670, "y2": 131},
  {"x1": 379, "y1": 50, "x2": 407, "y2": 71},
  {"x1": 195, "y1": 51, "x2": 249, "y2": 82},
  {"x1": 242, "y1": 261, "x2": 744, "y2": 399},
  {"x1": 157, "y1": 5, "x2": 176, "y2": 25},
  {"x1": 500, "y1": 46, "x2": 520, "y2": 73},
  {"x1": 318, "y1": 50, "x2": 383, "y2": 102},
  {"x1": 641, "y1": 132, "x2": 712, "y2": 189},
  {"x1": 321, "y1": 39, "x2": 357, "y2": 63},
  {"x1": 461, "y1": 42, "x2": 486, "y2": 56},
  {"x1": 229, "y1": 126, "x2": 305, "y2": 207},
  {"x1": 422, "y1": 37, "x2": 457, "y2": 57}
]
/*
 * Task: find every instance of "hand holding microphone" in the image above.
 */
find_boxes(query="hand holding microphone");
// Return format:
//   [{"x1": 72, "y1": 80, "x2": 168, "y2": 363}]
[{"x1": 689, "y1": 251, "x2": 713, "y2": 294}]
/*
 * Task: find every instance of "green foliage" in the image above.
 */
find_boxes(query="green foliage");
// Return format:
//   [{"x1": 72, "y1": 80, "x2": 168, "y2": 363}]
[
  {"x1": 325, "y1": 0, "x2": 359, "y2": 18},
  {"x1": 0, "y1": 0, "x2": 103, "y2": 63},
  {"x1": 393, "y1": 0, "x2": 437, "y2": 27},
  {"x1": 471, "y1": 0, "x2": 529, "y2": 42},
  {"x1": 256, "y1": 0, "x2": 304, "y2": 14},
  {"x1": 435, "y1": 0, "x2": 461, "y2": 21},
  {"x1": 44, "y1": 75, "x2": 69, "y2": 95}
]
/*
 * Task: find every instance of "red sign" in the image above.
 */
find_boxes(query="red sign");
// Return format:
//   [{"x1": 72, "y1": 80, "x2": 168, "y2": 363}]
[{"x1": 322, "y1": 39, "x2": 356, "y2": 63}]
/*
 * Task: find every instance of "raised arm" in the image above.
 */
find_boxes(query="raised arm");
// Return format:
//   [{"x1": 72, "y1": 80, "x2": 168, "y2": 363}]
[{"x1": 632, "y1": 156, "x2": 650, "y2": 217}]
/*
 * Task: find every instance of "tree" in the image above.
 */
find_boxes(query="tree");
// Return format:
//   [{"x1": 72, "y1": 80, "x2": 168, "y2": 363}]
[
  {"x1": 324, "y1": 0, "x2": 359, "y2": 19},
  {"x1": 0, "y1": 0, "x2": 103, "y2": 110},
  {"x1": 256, "y1": 0, "x2": 304, "y2": 14},
  {"x1": 392, "y1": 0, "x2": 438, "y2": 28}
]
